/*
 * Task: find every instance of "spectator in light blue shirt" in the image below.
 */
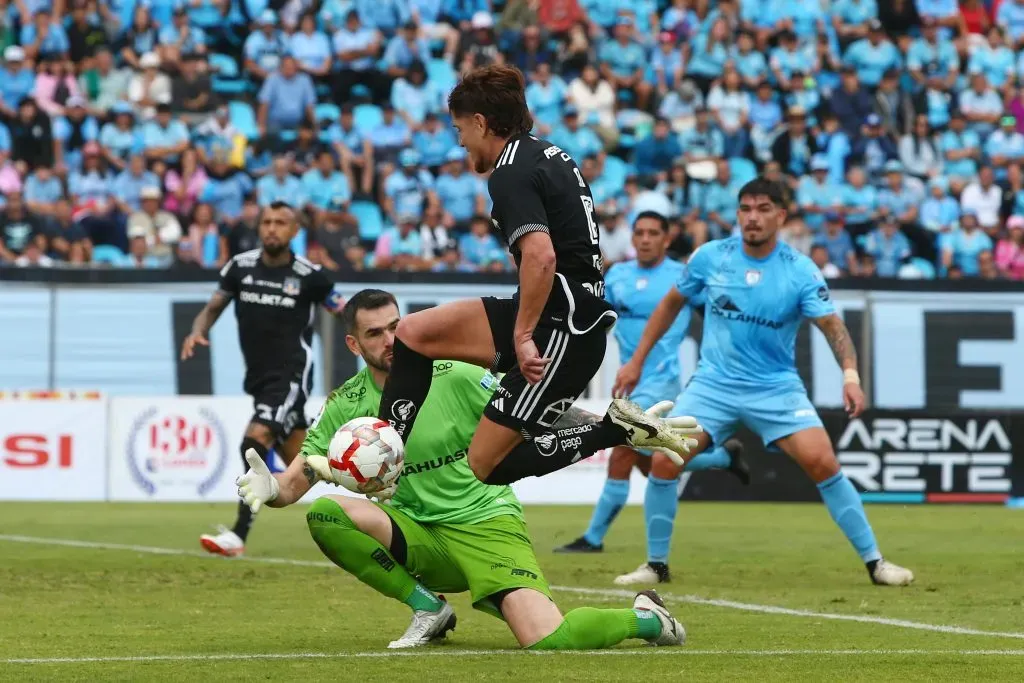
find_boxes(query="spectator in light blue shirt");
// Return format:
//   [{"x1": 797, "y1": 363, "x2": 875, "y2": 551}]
[
  {"x1": 257, "y1": 157, "x2": 308, "y2": 207},
  {"x1": 23, "y1": 166, "x2": 64, "y2": 213},
  {"x1": 920, "y1": 177, "x2": 961, "y2": 233},
  {"x1": 651, "y1": 32, "x2": 685, "y2": 93},
  {"x1": 999, "y1": 0, "x2": 1024, "y2": 47},
  {"x1": 798, "y1": 157, "x2": 842, "y2": 233},
  {"x1": 843, "y1": 22, "x2": 902, "y2": 88},
  {"x1": 258, "y1": 56, "x2": 317, "y2": 133},
  {"x1": 390, "y1": 61, "x2": 444, "y2": 125},
  {"x1": 548, "y1": 107, "x2": 603, "y2": 166},
  {"x1": 959, "y1": 71, "x2": 1004, "y2": 136},
  {"x1": 831, "y1": 0, "x2": 879, "y2": 43},
  {"x1": 877, "y1": 161, "x2": 922, "y2": 227},
  {"x1": 412, "y1": 113, "x2": 457, "y2": 169},
  {"x1": 244, "y1": 11, "x2": 289, "y2": 81},
  {"x1": 368, "y1": 104, "x2": 412, "y2": 164},
  {"x1": 841, "y1": 166, "x2": 880, "y2": 229},
  {"x1": 729, "y1": 31, "x2": 769, "y2": 89},
  {"x1": 357, "y1": 0, "x2": 411, "y2": 38},
  {"x1": 458, "y1": 214, "x2": 502, "y2": 269},
  {"x1": 943, "y1": 211, "x2": 994, "y2": 276},
  {"x1": 599, "y1": 18, "x2": 652, "y2": 109},
  {"x1": 985, "y1": 115, "x2": 1024, "y2": 180},
  {"x1": 969, "y1": 26, "x2": 1016, "y2": 90},
  {"x1": 586, "y1": 0, "x2": 622, "y2": 29},
  {"x1": 0, "y1": 47, "x2": 37, "y2": 116},
  {"x1": 199, "y1": 157, "x2": 254, "y2": 223},
  {"x1": 769, "y1": 31, "x2": 816, "y2": 90},
  {"x1": 99, "y1": 104, "x2": 142, "y2": 167},
  {"x1": 20, "y1": 9, "x2": 70, "y2": 58},
  {"x1": 434, "y1": 148, "x2": 485, "y2": 227},
  {"x1": 383, "y1": 148, "x2": 435, "y2": 221},
  {"x1": 158, "y1": 7, "x2": 208, "y2": 59},
  {"x1": 816, "y1": 212, "x2": 858, "y2": 274},
  {"x1": 302, "y1": 149, "x2": 351, "y2": 217},
  {"x1": 290, "y1": 12, "x2": 333, "y2": 77},
  {"x1": 526, "y1": 64, "x2": 567, "y2": 134},
  {"x1": 382, "y1": 23, "x2": 432, "y2": 79},
  {"x1": 864, "y1": 215, "x2": 913, "y2": 276},
  {"x1": 113, "y1": 154, "x2": 160, "y2": 213},
  {"x1": 915, "y1": 0, "x2": 961, "y2": 40},
  {"x1": 679, "y1": 109, "x2": 725, "y2": 161},
  {"x1": 141, "y1": 104, "x2": 190, "y2": 165},
  {"x1": 333, "y1": 11, "x2": 382, "y2": 72},
  {"x1": 906, "y1": 19, "x2": 960, "y2": 90},
  {"x1": 686, "y1": 18, "x2": 729, "y2": 87},
  {"x1": 939, "y1": 112, "x2": 981, "y2": 190},
  {"x1": 633, "y1": 118, "x2": 682, "y2": 177}
]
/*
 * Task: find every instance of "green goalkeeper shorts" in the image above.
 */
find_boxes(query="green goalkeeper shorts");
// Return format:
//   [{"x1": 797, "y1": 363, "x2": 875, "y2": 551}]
[{"x1": 378, "y1": 503, "x2": 552, "y2": 619}]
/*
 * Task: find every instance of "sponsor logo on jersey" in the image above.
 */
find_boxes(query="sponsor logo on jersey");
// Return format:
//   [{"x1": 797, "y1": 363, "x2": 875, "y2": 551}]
[
  {"x1": 254, "y1": 279, "x2": 283, "y2": 289},
  {"x1": 534, "y1": 432, "x2": 558, "y2": 457},
  {"x1": 345, "y1": 387, "x2": 367, "y2": 400},
  {"x1": 709, "y1": 295, "x2": 783, "y2": 329},
  {"x1": 400, "y1": 448, "x2": 467, "y2": 476},
  {"x1": 745, "y1": 269, "x2": 762, "y2": 286},
  {"x1": 239, "y1": 291, "x2": 297, "y2": 308},
  {"x1": 241, "y1": 275, "x2": 254, "y2": 285},
  {"x1": 283, "y1": 277, "x2": 301, "y2": 296},
  {"x1": 432, "y1": 361, "x2": 453, "y2": 376},
  {"x1": 480, "y1": 372, "x2": 497, "y2": 390},
  {"x1": 391, "y1": 399, "x2": 416, "y2": 422},
  {"x1": 817, "y1": 286, "x2": 830, "y2": 302}
]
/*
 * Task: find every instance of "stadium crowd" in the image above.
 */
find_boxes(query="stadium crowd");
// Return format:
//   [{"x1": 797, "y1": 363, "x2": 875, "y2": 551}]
[{"x1": 1, "y1": 0, "x2": 1024, "y2": 279}]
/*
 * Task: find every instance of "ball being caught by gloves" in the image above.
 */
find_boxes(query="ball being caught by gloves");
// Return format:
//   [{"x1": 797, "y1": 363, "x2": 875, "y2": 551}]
[{"x1": 326, "y1": 417, "x2": 405, "y2": 494}]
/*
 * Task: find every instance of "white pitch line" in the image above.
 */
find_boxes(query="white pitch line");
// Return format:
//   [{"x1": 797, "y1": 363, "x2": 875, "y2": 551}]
[
  {"x1": 3, "y1": 534, "x2": 1024, "y2": 642},
  {"x1": 5, "y1": 649, "x2": 1024, "y2": 665}
]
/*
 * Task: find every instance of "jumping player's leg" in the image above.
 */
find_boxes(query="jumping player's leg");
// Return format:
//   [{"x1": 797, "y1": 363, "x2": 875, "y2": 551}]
[
  {"x1": 377, "y1": 298, "x2": 497, "y2": 441},
  {"x1": 749, "y1": 388, "x2": 913, "y2": 586}
]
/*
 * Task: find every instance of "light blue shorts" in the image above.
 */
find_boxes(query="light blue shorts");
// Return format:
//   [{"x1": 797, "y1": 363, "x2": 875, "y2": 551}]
[
  {"x1": 629, "y1": 377, "x2": 681, "y2": 457},
  {"x1": 672, "y1": 376, "x2": 823, "y2": 449}
]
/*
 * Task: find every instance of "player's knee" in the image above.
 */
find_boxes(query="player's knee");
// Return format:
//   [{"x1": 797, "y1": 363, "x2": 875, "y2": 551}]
[
  {"x1": 607, "y1": 447, "x2": 635, "y2": 480},
  {"x1": 650, "y1": 451, "x2": 682, "y2": 480},
  {"x1": 244, "y1": 423, "x2": 275, "y2": 446},
  {"x1": 803, "y1": 452, "x2": 841, "y2": 484}
]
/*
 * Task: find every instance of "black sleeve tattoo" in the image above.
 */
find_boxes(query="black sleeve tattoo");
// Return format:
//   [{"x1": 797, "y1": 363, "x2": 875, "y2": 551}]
[
  {"x1": 302, "y1": 461, "x2": 318, "y2": 486},
  {"x1": 816, "y1": 314, "x2": 857, "y2": 369}
]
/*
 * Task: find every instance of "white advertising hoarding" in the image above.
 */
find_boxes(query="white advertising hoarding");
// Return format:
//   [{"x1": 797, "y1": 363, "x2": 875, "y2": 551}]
[{"x1": 0, "y1": 399, "x2": 107, "y2": 501}]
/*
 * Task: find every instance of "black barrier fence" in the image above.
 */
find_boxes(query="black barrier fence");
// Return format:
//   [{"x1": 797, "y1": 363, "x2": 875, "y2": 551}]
[{"x1": 679, "y1": 410, "x2": 1024, "y2": 505}]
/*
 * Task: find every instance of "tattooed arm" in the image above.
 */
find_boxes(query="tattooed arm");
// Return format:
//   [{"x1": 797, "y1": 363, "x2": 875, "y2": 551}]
[
  {"x1": 813, "y1": 313, "x2": 866, "y2": 417},
  {"x1": 812, "y1": 313, "x2": 858, "y2": 372},
  {"x1": 264, "y1": 455, "x2": 320, "y2": 508}
]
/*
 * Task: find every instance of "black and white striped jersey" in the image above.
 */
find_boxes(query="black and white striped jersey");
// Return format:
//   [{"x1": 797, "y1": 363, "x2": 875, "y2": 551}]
[
  {"x1": 217, "y1": 250, "x2": 334, "y2": 393},
  {"x1": 488, "y1": 133, "x2": 616, "y2": 335}
]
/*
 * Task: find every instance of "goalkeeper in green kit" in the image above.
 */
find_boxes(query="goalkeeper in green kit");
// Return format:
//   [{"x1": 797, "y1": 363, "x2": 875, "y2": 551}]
[{"x1": 236, "y1": 289, "x2": 696, "y2": 650}]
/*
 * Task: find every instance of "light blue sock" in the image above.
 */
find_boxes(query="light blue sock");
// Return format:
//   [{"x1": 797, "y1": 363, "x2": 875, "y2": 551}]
[
  {"x1": 817, "y1": 472, "x2": 882, "y2": 562},
  {"x1": 645, "y1": 475, "x2": 679, "y2": 564},
  {"x1": 686, "y1": 446, "x2": 731, "y2": 471},
  {"x1": 582, "y1": 478, "x2": 630, "y2": 546}
]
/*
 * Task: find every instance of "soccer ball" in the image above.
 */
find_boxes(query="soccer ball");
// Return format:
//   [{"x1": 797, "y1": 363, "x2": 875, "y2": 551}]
[{"x1": 327, "y1": 417, "x2": 405, "y2": 494}]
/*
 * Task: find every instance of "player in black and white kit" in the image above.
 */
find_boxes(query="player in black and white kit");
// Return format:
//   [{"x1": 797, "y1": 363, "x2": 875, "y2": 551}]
[
  {"x1": 377, "y1": 65, "x2": 697, "y2": 485},
  {"x1": 181, "y1": 201, "x2": 343, "y2": 556}
]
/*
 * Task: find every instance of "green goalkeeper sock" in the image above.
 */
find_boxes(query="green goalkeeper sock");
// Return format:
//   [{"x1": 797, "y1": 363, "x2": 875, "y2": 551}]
[
  {"x1": 527, "y1": 607, "x2": 662, "y2": 650},
  {"x1": 306, "y1": 497, "x2": 443, "y2": 613}
]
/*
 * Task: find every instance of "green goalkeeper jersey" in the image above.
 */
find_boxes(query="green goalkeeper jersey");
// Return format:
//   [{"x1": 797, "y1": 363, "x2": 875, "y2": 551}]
[{"x1": 301, "y1": 361, "x2": 524, "y2": 525}]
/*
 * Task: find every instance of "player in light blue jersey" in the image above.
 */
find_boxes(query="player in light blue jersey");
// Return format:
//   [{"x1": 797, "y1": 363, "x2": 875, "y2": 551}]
[
  {"x1": 555, "y1": 212, "x2": 749, "y2": 560},
  {"x1": 612, "y1": 178, "x2": 914, "y2": 587}
]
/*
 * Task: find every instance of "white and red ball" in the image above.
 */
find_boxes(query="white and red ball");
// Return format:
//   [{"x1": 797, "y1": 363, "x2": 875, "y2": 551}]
[{"x1": 327, "y1": 417, "x2": 405, "y2": 494}]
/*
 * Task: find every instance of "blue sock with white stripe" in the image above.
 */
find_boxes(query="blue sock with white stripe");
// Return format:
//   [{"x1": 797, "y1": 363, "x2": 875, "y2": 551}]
[
  {"x1": 582, "y1": 478, "x2": 630, "y2": 546},
  {"x1": 817, "y1": 472, "x2": 881, "y2": 562},
  {"x1": 685, "y1": 446, "x2": 731, "y2": 471},
  {"x1": 644, "y1": 475, "x2": 679, "y2": 564}
]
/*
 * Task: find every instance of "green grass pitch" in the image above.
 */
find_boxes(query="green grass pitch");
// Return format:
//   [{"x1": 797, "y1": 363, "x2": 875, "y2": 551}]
[{"x1": 2, "y1": 502, "x2": 1023, "y2": 682}]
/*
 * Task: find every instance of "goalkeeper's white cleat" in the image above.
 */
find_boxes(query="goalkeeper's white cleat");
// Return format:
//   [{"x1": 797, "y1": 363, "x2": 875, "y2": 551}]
[
  {"x1": 633, "y1": 590, "x2": 686, "y2": 646},
  {"x1": 387, "y1": 600, "x2": 457, "y2": 649},
  {"x1": 871, "y1": 559, "x2": 914, "y2": 586},
  {"x1": 606, "y1": 399, "x2": 699, "y2": 467},
  {"x1": 614, "y1": 562, "x2": 670, "y2": 586},
  {"x1": 199, "y1": 525, "x2": 245, "y2": 557}
]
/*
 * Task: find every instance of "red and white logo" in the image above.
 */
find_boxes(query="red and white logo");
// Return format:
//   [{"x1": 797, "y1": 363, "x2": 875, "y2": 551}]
[{"x1": 126, "y1": 407, "x2": 228, "y2": 497}]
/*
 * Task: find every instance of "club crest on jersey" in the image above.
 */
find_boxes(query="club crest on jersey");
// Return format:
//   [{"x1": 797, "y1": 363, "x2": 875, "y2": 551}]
[
  {"x1": 636, "y1": 278, "x2": 648, "y2": 290},
  {"x1": 745, "y1": 269, "x2": 762, "y2": 286},
  {"x1": 283, "y1": 277, "x2": 301, "y2": 296},
  {"x1": 241, "y1": 275, "x2": 254, "y2": 285}
]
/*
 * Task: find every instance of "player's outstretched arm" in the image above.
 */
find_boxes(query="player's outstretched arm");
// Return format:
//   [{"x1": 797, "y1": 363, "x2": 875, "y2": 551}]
[
  {"x1": 180, "y1": 292, "x2": 230, "y2": 360},
  {"x1": 613, "y1": 288, "x2": 687, "y2": 397},
  {"x1": 812, "y1": 313, "x2": 866, "y2": 418},
  {"x1": 237, "y1": 449, "x2": 326, "y2": 512}
]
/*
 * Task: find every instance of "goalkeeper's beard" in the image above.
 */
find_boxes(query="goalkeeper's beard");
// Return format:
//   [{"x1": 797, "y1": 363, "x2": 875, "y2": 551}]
[{"x1": 365, "y1": 350, "x2": 392, "y2": 374}]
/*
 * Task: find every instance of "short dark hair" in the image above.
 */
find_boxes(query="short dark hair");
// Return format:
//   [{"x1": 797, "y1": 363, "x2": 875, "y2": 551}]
[
  {"x1": 262, "y1": 200, "x2": 299, "y2": 225},
  {"x1": 737, "y1": 177, "x2": 788, "y2": 207},
  {"x1": 634, "y1": 210, "x2": 669, "y2": 232},
  {"x1": 342, "y1": 289, "x2": 398, "y2": 334},
  {"x1": 448, "y1": 64, "x2": 534, "y2": 138}
]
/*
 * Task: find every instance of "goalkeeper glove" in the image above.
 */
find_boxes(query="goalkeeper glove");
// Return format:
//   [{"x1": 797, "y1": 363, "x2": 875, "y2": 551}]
[{"x1": 236, "y1": 448, "x2": 280, "y2": 514}]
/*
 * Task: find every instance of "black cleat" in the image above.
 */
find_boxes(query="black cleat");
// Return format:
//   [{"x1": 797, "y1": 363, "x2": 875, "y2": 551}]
[
  {"x1": 724, "y1": 438, "x2": 751, "y2": 486},
  {"x1": 554, "y1": 536, "x2": 604, "y2": 553}
]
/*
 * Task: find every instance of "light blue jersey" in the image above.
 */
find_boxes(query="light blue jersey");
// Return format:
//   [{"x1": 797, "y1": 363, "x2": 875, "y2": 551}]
[
  {"x1": 607, "y1": 258, "x2": 690, "y2": 407},
  {"x1": 676, "y1": 237, "x2": 834, "y2": 389},
  {"x1": 673, "y1": 237, "x2": 832, "y2": 446}
]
